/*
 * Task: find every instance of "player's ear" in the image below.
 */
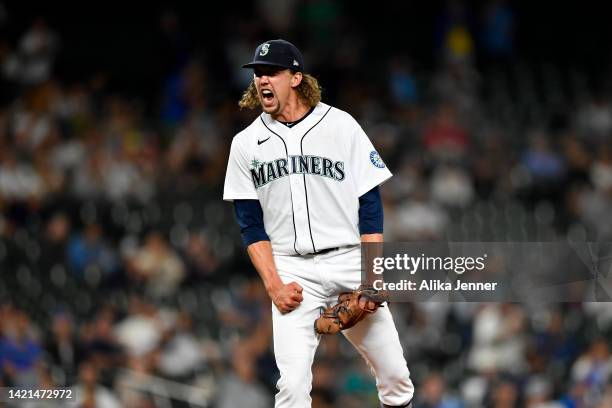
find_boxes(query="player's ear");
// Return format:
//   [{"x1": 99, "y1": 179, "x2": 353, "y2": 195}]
[{"x1": 291, "y1": 72, "x2": 303, "y2": 88}]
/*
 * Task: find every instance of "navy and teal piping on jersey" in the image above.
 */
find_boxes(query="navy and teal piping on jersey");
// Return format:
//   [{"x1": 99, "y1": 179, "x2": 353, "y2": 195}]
[{"x1": 233, "y1": 186, "x2": 383, "y2": 246}]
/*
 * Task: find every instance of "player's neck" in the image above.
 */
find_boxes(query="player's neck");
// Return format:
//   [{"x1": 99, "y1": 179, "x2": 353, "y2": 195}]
[{"x1": 271, "y1": 96, "x2": 309, "y2": 123}]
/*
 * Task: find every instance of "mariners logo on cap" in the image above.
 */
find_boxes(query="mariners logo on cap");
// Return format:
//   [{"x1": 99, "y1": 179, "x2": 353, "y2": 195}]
[
  {"x1": 259, "y1": 43, "x2": 270, "y2": 56},
  {"x1": 370, "y1": 151, "x2": 386, "y2": 168}
]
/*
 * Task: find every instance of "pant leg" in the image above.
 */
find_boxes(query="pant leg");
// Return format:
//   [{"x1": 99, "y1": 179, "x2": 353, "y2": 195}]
[
  {"x1": 272, "y1": 255, "x2": 327, "y2": 408},
  {"x1": 316, "y1": 246, "x2": 414, "y2": 407},
  {"x1": 342, "y1": 307, "x2": 414, "y2": 407}
]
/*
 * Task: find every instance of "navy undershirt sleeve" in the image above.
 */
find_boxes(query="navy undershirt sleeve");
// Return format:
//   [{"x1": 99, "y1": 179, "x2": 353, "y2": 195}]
[
  {"x1": 359, "y1": 186, "x2": 384, "y2": 234},
  {"x1": 234, "y1": 199, "x2": 270, "y2": 246}
]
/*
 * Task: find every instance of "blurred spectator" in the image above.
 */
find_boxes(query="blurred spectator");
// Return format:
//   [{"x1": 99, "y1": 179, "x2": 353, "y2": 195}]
[
  {"x1": 11, "y1": 84, "x2": 58, "y2": 151},
  {"x1": 0, "y1": 148, "x2": 44, "y2": 201},
  {"x1": 3, "y1": 18, "x2": 59, "y2": 85},
  {"x1": 71, "y1": 146, "x2": 106, "y2": 199},
  {"x1": 531, "y1": 309, "x2": 580, "y2": 379},
  {"x1": 432, "y1": 62, "x2": 481, "y2": 112},
  {"x1": 113, "y1": 297, "x2": 164, "y2": 358},
  {"x1": 561, "y1": 134, "x2": 591, "y2": 185},
  {"x1": 217, "y1": 279, "x2": 270, "y2": 332},
  {"x1": 576, "y1": 94, "x2": 612, "y2": 146},
  {"x1": 559, "y1": 381, "x2": 589, "y2": 408},
  {"x1": 157, "y1": 311, "x2": 205, "y2": 379},
  {"x1": 214, "y1": 342, "x2": 272, "y2": 408},
  {"x1": 571, "y1": 338, "x2": 612, "y2": 399},
  {"x1": 19, "y1": 367, "x2": 65, "y2": 408},
  {"x1": 575, "y1": 148, "x2": 612, "y2": 238},
  {"x1": 44, "y1": 311, "x2": 83, "y2": 384},
  {"x1": 127, "y1": 231, "x2": 185, "y2": 298},
  {"x1": 338, "y1": 360, "x2": 378, "y2": 405},
  {"x1": 100, "y1": 147, "x2": 155, "y2": 203},
  {"x1": 598, "y1": 385, "x2": 612, "y2": 408},
  {"x1": 524, "y1": 375, "x2": 557, "y2": 408},
  {"x1": 435, "y1": 0, "x2": 476, "y2": 63},
  {"x1": 583, "y1": 302, "x2": 612, "y2": 335},
  {"x1": 430, "y1": 164, "x2": 475, "y2": 208},
  {"x1": 38, "y1": 213, "x2": 71, "y2": 271},
  {"x1": 311, "y1": 359, "x2": 341, "y2": 405},
  {"x1": 472, "y1": 133, "x2": 509, "y2": 199},
  {"x1": 388, "y1": 188, "x2": 449, "y2": 240},
  {"x1": 114, "y1": 355, "x2": 158, "y2": 408},
  {"x1": 423, "y1": 103, "x2": 470, "y2": 160},
  {"x1": 577, "y1": 186, "x2": 612, "y2": 238},
  {"x1": 80, "y1": 309, "x2": 124, "y2": 368},
  {"x1": 67, "y1": 222, "x2": 119, "y2": 283},
  {"x1": 384, "y1": 158, "x2": 426, "y2": 203},
  {"x1": 49, "y1": 122, "x2": 87, "y2": 173},
  {"x1": 517, "y1": 131, "x2": 566, "y2": 207},
  {"x1": 417, "y1": 372, "x2": 464, "y2": 408},
  {"x1": 393, "y1": 302, "x2": 457, "y2": 374},
  {"x1": 481, "y1": 0, "x2": 515, "y2": 60},
  {"x1": 73, "y1": 361, "x2": 121, "y2": 408},
  {"x1": 165, "y1": 92, "x2": 226, "y2": 189},
  {"x1": 367, "y1": 122, "x2": 402, "y2": 163},
  {"x1": 388, "y1": 58, "x2": 419, "y2": 106},
  {"x1": 182, "y1": 231, "x2": 219, "y2": 281},
  {"x1": 0, "y1": 308, "x2": 43, "y2": 387},
  {"x1": 590, "y1": 144, "x2": 612, "y2": 193},
  {"x1": 468, "y1": 303, "x2": 527, "y2": 375},
  {"x1": 161, "y1": 60, "x2": 208, "y2": 127},
  {"x1": 487, "y1": 377, "x2": 520, "y2": 408},
  {"x1": 520, "y1": 132, "x2": 566, "y2": 183}
]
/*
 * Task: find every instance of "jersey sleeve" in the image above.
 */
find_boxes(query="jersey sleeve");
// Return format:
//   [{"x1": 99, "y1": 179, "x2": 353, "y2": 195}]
[
  {"x1": 233, "y1": 199, "x2": 270, "y2": 246},
  {"x1": 223, "y1": 137, "x2": 259, "y2": 201},
  {"x1": 358, "y1": 186, "x2": 384, "y2": 234},
  {"x1": 350, "y1": 121, "x2": 393, "y2": 197}
]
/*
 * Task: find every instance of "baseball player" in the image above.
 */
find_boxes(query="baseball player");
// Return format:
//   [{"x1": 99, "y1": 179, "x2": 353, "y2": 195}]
[{"x1": 223, "y1": 39, "x2": 414, "y2": 408}]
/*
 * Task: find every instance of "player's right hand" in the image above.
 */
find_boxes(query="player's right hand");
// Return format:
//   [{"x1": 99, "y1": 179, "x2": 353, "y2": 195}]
[{"x1": 271, "y1": 282, "x2": 303, "y2": 314}]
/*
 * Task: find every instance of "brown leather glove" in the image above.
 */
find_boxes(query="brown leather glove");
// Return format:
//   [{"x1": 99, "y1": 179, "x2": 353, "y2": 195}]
[{"x1": 314, "y1": 285, "x2": 390, "y2": 335}]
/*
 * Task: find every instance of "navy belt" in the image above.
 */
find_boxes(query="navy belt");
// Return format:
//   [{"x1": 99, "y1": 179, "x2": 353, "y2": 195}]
[{"x1": 310, "y1": 247, "x2": 338, "y2": 255}]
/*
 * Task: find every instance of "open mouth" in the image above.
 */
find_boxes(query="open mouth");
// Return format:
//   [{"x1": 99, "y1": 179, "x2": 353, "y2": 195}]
[{"x1": 261, "y1": 89, "x2": 274, "y2": 102}]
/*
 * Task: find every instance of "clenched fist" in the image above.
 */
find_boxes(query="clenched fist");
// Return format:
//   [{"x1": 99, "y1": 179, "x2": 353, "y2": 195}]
[{"x1": 271, "y1": 282, "x2": 303, "y2": 314}]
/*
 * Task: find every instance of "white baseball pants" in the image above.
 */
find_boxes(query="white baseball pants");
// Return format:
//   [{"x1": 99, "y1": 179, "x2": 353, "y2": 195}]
[{"x1": 271, "y1": 245, "x2": 414, "y2": 408}]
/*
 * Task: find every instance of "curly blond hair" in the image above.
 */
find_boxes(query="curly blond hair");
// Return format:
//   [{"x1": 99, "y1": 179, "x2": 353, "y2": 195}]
[{"x1": 238, "y1": 73, "x2": 322, "y2": 110}]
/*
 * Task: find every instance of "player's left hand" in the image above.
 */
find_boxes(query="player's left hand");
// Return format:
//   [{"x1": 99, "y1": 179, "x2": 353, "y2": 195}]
[
  {"x1": 314, "y1": 285, "x2": 389, "y2": 334},
  {"x1": 358, "y1": 296, "x2": 380, "y2": 313}
]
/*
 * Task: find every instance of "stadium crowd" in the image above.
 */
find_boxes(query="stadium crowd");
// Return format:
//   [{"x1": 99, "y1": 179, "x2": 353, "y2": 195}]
[{"x1": 1, "y1": 1, "x2": 612, "y2": 407}]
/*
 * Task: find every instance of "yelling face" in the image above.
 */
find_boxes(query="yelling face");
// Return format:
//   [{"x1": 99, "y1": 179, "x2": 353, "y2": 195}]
[{"x1": 253, "y1": 66, "x2": 301, "y2": 117}]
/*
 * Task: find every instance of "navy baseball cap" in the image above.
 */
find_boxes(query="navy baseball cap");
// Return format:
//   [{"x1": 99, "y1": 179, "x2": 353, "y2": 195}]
[{"x1": 242, "y1": 39, "x2": 305, "y2": 72}]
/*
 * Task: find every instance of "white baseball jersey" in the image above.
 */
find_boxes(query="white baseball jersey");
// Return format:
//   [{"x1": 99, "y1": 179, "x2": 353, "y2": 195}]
[{"x1": 223, "y1": 102, "x2": 392, "y2": 255}]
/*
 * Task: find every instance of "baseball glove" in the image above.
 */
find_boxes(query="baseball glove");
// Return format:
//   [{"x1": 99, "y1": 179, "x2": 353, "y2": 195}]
[{"x1": 314, "y1": 284, "x2": 390, "y2": 335}]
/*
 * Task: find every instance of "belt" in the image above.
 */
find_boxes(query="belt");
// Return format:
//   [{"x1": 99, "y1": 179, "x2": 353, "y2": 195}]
[
  {"x1": 310, "y1": 247, "x2": 338, "y2": 255},
  {"x1": 292, "y1": 244, "x2": 358, "y2": 257}
]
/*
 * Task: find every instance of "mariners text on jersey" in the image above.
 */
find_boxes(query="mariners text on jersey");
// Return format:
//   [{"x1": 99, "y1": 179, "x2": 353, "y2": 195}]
[{"x1": 250, "y1": 155, "x2": 345, "y2": 189}]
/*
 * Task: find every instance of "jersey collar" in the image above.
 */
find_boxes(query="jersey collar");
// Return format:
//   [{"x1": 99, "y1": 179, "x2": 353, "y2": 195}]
[{"x1": 260, "y1": 103, "x2": 329, "y2": 136}]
